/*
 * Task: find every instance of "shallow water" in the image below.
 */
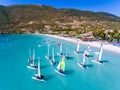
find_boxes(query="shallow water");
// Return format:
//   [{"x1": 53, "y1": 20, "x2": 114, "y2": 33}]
[{"x1": 0, "y1": 34, "x2": 120, "y2": 90}]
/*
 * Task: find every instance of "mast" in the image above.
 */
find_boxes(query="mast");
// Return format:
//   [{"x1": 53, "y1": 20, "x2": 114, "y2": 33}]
[
  {"x1": 32, "y1": 49, "x2": 35, "y2": 66},
  {"x1": 98, "y1": 44, "x2": 103, "y2": 61},
  {"x1": 38, "y1": 58, "x2": 41, "y2": 77},
  {"x1": 76, "y1": 41, "x2": 80, "y2": 52},
  {"x1": 52, "y1": 48, "x2": 55, "y2": 61},
  {"x1": 82, "y1": 51, "x2": 86, "y2": 65}
]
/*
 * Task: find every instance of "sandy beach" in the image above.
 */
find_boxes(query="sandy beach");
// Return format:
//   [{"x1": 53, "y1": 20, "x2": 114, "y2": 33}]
[{"x1": 44, "y1": 34, "x2": 120, "y2": 54}]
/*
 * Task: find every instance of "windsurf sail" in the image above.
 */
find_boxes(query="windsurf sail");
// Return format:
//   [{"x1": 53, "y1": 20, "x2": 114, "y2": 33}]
[
  {"x1": 82, "y1": 50, "x2": 86, "y2": 65},
  {"x1": 97, "y1": 44, "x2": 103, "y2": 61},
  {"x1": 38, "y1": 58, "x2": 41, "y2": 77},
  {"x1": 47, "y1": 45, "x2": 50, "y2": 55},
  {"x1": 32, "y1": 49, "x2": 35, "y2": 66},
  {"x1": 52, "y1": 48, "x2": 55, "y2": 61},
  {"x1": 76, "y1": 41, "x2": 80, "y2": 52},
  {"x1": 85, "y1": 50, "x2": 89, "y2": 56}
]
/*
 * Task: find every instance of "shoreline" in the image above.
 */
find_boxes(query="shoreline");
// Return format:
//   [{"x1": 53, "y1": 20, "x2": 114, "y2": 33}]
[{"x1": 43, "y1": 34, "x2": 120, "y2": 54}]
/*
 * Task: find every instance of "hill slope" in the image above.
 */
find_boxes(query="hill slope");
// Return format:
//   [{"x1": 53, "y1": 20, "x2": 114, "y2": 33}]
[{"x1": 0, "y1": 5, "x2": 120, "y2": 34}]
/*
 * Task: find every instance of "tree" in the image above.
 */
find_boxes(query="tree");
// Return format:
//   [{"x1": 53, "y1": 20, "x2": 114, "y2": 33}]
[{"x1": 113, "y1": 33, "x2": 120, "y2": 42}]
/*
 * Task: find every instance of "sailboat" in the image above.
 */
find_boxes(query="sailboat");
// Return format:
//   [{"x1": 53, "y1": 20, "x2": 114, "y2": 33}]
[
  {"x1": 50, "y1": 47, "x2": 56, "y2": 65},
  {"x1": 45, "y1": 45, "x2": 51, "y2": 59},
  {"x1": 57, "y1": 42, "x2": 63, "y2": 56},
  {"x1": 32, "y1": 58, "x2": 45, "y2": 82},
  {"x1": 92, "y1": 44, "x2": 103, "y2": 64},
  {"x1": 74, "y1": 41, "x2": 80, "y2": 54},
  {"x1": 27, "y1": 49, "x2": 38, "y2": 70},
  {"x1": 77, "y1": 50, "x2": 87, "y2": 69},
  {"x1": 85, "y1": 45, "x2": 92, "y2": 57},
  {"x1": 28, "y1": 48, "x2": 33, "y2": 63},
  {"x1": 55, "y1": 56, "x2": 66, "y2": 76}
]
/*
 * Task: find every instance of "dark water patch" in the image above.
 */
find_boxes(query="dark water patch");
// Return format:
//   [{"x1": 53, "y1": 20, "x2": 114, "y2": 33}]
[
  {"x1": 102, "y1": 60, "x2": 108, "y2": 63},
  {"x1": 65, "y1": 69, "x2": 74, "y2": 75},
  {"x1": 44, "y1": 75, "x2": 54, "y2": 81},
  {"x1": 86, "y1": 55, "x2": 94, "y2": 58},
  {"x1": 86, "y1": 64, "x2": 94, "y2": 68},
  {"x1": 41, "y1": 65, "x2": 48, "y2": 69},
  {"x1": 79, "y1": 51, "x2": 84, "y2": 53},
  {"x1": 66, "y1": 57, "x2": 74, "y2": 60}
]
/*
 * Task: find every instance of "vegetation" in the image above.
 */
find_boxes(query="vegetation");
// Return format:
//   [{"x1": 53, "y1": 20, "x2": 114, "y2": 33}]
[{"x1": 0, "y1": 4, "x2": 120, "y2": 42}]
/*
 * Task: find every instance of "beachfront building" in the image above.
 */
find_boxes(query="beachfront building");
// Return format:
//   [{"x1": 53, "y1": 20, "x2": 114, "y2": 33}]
[
  {"x1": 80, "y1": 36, "x2": 95, "y2": 41},
  {"x1": 44, "y1": 25, "x2": 51, "y2": 30},
  {"x1": 77, "y1": 31, "x2": 95, "y2": 41},
  {"x1": 104, "y1": 29, "x2": 114, "y2": 34}
]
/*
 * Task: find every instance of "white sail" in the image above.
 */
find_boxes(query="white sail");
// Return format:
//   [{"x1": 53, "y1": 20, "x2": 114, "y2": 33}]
[
  {"x1": 48, "y1": 45, "x2": 50, "y2": 55},
  {"x1": 76, "y1": 41, "x2": 80, "y2": 52},
  {"x1": 87, "y1": 45, "x2": 91, "y2": 51},
  {"x1": 52, "y1": 48, "x2": 55, "y2": 61},
  {"x1": 98, "y1": 44, "x2": 103, "y2": 61},
  {"x1": 57, "y1": 62, "x2": 60, "y2": 70},
  {"x1": 38, "y1": 58, "x2": 41, "y2": 77},
  {"x1": 32, "y1": 49, "x2": 35, "y2": 66},
  {"x1": 82, "y1": 50, "x2": 86, "y2": 65}
]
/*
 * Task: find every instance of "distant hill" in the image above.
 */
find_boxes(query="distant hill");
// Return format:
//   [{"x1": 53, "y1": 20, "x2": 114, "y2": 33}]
[
  {"x1": 0, "y1": 5, "x2": 10, "y2": 24},
  {"x1": 0, "y1": 4, "x2": 120, "y2": 33}
]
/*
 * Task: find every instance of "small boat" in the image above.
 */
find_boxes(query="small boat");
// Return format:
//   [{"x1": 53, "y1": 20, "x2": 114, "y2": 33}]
[
  {"x1": 45, "y1": 45, "x2": 51, "y2": 59},
  {"x1": 74, "y1": 41, "x2": 80, "y2": 54},
  {"x1": 50, "y1": 48, "x2": 56, "y2": 65},
  {"x1": 77, "y1": 50, "x2": 87, "y2": 69},
  {"x1": 87, "y1": 45, "x2": 91, "y2": 51},
  {"x1": 57, "y1": 43, "x2": 63, "y2": 56},
  {"x1": 32, "y1": 58, "x2": 45, "y2": 82},
  {"x1": 85, "y1": 44, "x2": 93, "y2": 57},
  {"x1": 92, "y1": 44, "x2": 103, "y2": 64},
  {"x1": 27, "y1": 49, "x2": 38, "y2": 70},
  {"x1": 55, "y1": 56, "x2": 66, "y2": 76}
]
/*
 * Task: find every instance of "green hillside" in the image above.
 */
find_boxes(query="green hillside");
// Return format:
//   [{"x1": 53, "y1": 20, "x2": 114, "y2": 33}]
[{"x1": 0, "y1": 4, "x2": 120, "y2": 40}]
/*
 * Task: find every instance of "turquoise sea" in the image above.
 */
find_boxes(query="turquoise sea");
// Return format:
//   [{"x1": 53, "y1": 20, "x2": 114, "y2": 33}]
[{"x1": 0, "y1": 34, "x2": 120, "y2": 90}]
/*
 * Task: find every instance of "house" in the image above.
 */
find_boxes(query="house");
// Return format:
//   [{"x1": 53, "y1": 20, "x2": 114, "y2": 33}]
[
  {"x1": 78, "y1": 31, "x2": 95, "y2": 41},
  {"x1": 80, "y1": 36, "x2": 95, "y2": 41}
]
